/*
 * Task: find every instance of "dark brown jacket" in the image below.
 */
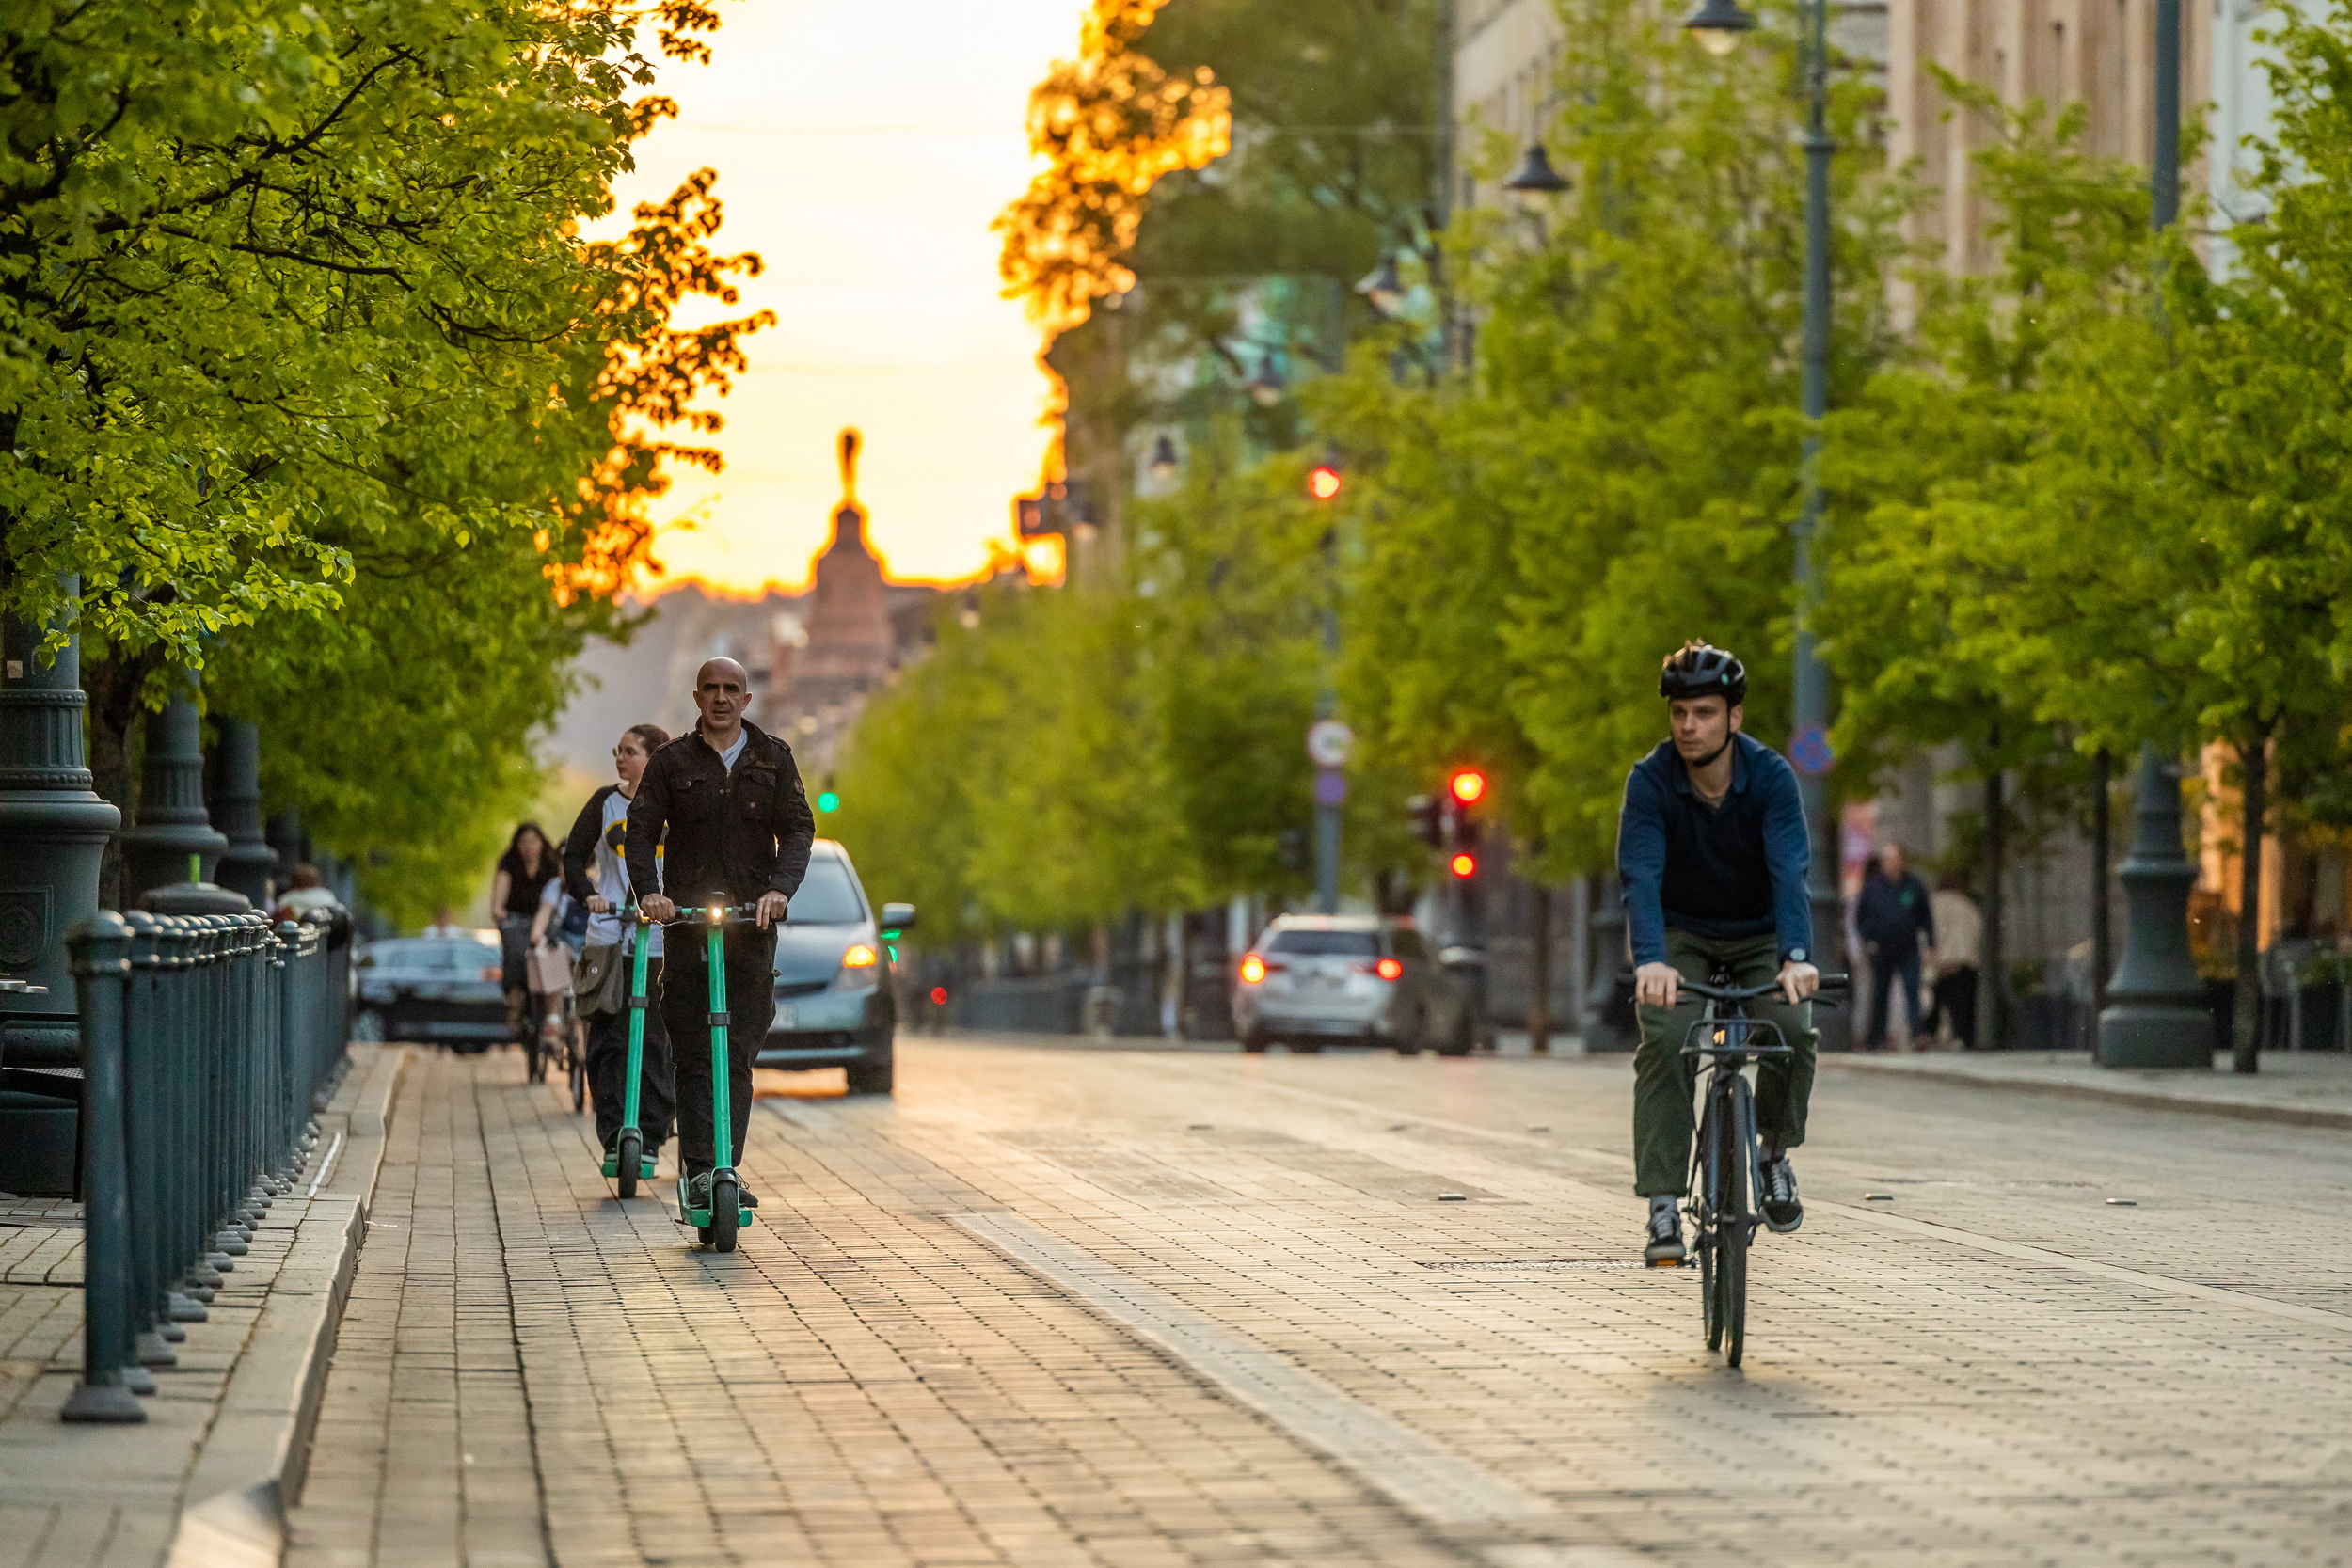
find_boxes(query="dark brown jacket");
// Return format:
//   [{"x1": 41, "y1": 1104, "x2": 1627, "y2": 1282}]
[{"x1": 623, "y1": 722, "x2": 815, "y2": 910}]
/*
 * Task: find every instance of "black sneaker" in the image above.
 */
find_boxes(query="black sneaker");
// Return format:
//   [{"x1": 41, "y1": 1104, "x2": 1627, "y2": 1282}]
[
  {"x1": 1644, "y1": 1199, "x2": 1686, "y2": 1265},
  {"x1": 1759, "y1": 1156, "x2": 1803, "y2": 1232},
  {"x1": 689, "y1": 1172, "x2": 757, "y2": 1209}
]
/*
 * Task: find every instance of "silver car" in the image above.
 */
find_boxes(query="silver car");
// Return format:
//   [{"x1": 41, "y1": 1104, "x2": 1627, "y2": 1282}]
[{"x1": 1231, "y1": 915, "x2": 1471, "y2": 1055}]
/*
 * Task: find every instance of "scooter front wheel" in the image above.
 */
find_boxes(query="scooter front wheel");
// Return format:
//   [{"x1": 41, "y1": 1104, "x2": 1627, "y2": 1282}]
[
  {"x1": 616, "y1": 1132, "x2": 642, "y2": 1200},
  {"x1": 710, "y1": 1175, "x2": 739, "y2": 1253}
]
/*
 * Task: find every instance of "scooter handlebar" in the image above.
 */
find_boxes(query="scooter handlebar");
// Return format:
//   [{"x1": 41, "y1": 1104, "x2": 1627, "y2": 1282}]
[{"x1": 628, "y1": 901, "x2": 766, "y2": 927}]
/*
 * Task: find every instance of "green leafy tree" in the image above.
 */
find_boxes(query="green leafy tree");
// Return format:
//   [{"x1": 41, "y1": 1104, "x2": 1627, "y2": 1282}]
[{"x1": 0, "y1": 0, "x2": 769, "y2": 911}]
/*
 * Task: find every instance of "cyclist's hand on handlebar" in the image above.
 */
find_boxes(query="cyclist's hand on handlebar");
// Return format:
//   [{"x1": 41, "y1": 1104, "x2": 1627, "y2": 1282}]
[
  {"x1": 640, "y1": 894, "x2": 677, "y2": 924},
  {"x1": 1634, "y1": 962, "x2": 1682, "y2": 1009},
  {"x1": 1777, "y1": 960, "x2": 1821, "y2": 1006},
  {"x1": 754, "y1": 891, "x2": 789, "y2": 929}
]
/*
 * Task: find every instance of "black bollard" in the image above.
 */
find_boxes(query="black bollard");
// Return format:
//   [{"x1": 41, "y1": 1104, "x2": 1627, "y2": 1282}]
[
  {"x1": 121, "y1": 912, "x2": 175, "y2": 1369},
  {"x1": 62, "y1": 912, "x2": 145, "y2": 1422}
]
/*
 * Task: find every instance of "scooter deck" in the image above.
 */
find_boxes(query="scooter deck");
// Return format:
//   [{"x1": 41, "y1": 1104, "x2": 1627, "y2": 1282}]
[
  {"x1": 675, "y1": 1177, "x2": 753, "y2": 1229},
  {"x1": 600, "y1": 1154, "x2": 660, "y2": 1180}
]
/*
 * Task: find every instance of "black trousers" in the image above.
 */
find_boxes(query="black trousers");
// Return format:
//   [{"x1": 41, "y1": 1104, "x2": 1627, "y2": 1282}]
[
  {"x1": 660, "y1": 925, "x2": 774, "y2": 1179},
  {"x1": 586, "y1": 957, "x2": 675, "y2": 1152},
  {"x1": 1928, "y1": 966, "x2": 1979, "y2": 1049}
]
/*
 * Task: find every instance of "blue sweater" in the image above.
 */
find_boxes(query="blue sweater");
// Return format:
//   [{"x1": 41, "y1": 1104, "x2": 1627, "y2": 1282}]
[{"x1": 1616, "y1": 733, "x2": 1815, "y2": 967}]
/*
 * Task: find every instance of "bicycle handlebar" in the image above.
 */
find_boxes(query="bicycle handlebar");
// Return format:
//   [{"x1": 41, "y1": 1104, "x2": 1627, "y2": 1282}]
[{"x1": 1614, "y1": 972, "x2": 1851, "y2": 1001}]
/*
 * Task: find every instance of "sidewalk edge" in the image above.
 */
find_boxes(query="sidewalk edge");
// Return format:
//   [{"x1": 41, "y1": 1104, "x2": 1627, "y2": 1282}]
[
  {"x1": 164, "y1": 1044, "x2": 412, "y2": 1568},
  {"x1": 1822, "y1": 1053, "x2": 2352, "y2": 1130}
]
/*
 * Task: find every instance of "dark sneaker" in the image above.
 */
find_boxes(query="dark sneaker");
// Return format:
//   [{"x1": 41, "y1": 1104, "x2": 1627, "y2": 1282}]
[
  {"x1": 1644, "y1": 1199, "x2": 1686, "y2": 1265},
  {"x1": 1759, "y1": 1156, "x2": 1804, "y2": 1232},
  {"x1": 685, "y1": 1171, "x2": 712, "y2": 1211}
]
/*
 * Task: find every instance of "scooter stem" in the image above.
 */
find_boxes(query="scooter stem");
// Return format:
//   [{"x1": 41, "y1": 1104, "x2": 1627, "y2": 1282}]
[
  {"x1": 622, "y1": 919, "x2": 649, "y2": 1138},
  {"x1": 707, "y1": 915, "x2": 733, "y2": 1174}
]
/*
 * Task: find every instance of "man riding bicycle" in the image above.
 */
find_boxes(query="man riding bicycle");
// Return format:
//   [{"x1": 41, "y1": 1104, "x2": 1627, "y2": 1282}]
[{"x1": 1618, "y1": 642, "x2": 1820, "y2": 1263}]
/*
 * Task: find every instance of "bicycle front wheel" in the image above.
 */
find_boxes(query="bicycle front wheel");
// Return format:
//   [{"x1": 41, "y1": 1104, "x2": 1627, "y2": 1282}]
[
  {"x1": 1697, "y1": 1098, "x2": 1723, "y2": 1352},
  {"x1": 1721, "y1": 1078, "x2": 1755, "y2": 1368}
]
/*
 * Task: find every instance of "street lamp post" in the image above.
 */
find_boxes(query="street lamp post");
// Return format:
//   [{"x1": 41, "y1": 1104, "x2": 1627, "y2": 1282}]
[
  {"x1": 2097, "y1": 0, "x2": 2210, "y2": 1070},
  {"x1": 1684, "y1": 0, "x2": 1847, "y2": 1038}
]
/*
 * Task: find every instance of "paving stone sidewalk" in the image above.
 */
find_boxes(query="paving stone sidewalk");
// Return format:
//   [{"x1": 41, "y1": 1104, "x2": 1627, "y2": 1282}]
[
  {"x1": 0, "y1": 1045, "x2": 403, "y2": 1568},
  {"x1": 290, "y1": 1036, "x2": 2352, "y2": 1568},
  {"x1": 1826, "y1": 1045, "x2": 2352, "y2": 1127}
]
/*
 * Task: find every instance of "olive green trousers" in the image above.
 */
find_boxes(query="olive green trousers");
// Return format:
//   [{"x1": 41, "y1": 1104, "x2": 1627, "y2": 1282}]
[{"x1": 1632, "y1": 929, "x2": 1817, "y2": 1196}]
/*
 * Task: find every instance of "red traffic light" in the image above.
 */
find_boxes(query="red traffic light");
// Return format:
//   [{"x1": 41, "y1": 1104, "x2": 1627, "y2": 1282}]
[
  {"x1": 929, "y1": 986, "x2": 947, "y2": 1006},
  {"x1": 1308, "y1": 465, "x2": 1343, "y2": 501},
  {"x1": 1449, "y1": 851, "x2": 1477, "y2": 879},
  {"x1": 1448, "y1": 768, "x2": 1487, "y2": 806}
]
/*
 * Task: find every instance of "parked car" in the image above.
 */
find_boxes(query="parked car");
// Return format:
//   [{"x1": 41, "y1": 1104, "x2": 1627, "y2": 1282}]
[
  {"x1": 351, "y1": 936, "x2": 508, "y2": 1052},
  {"x1": 1231, "y1": 914, "x2": 1472, "y2": 1055},
  {"x1": 759, "y1": 840, "x2": 912, "y2": 1095}
]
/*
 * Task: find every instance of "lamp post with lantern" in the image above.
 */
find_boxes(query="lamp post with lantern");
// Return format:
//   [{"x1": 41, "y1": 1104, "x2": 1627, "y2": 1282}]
[{"x1": 1681, "y1": 0, "x2": 1846, "y2": 1014}]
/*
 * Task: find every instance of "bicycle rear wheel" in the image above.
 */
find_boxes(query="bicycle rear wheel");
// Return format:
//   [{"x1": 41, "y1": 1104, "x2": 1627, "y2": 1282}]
[{"x1": 1721, "y1": 1078, "x2": 1754, "y2": 1368}]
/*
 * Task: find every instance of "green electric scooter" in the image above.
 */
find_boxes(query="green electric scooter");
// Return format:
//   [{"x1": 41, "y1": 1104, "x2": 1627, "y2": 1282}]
[
  {"x1": 598, "y1": 911, "x2": 662, "y2": 1197},
  {"x1": 675, "y1": 900, "x2": 756, "y2": 1253}
]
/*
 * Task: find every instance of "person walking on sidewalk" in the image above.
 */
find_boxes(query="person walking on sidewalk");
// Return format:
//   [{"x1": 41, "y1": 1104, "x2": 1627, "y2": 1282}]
[
  {"x1": 562, "y1": 724, "x2": 678, "y2": 1164},
  {"x1": 1924, "y1": 874, "x2": 1982, "y2": 1049},
  {"x1": 1856, "y1": 843, "x2": 1936, "y2": 1052},
  {"x1": 625, "y1": 658, "x2": 814, "y2": 1214},
  {"x1": 1618, "y1": 642, "x2": 1820, "y2": 1264}
]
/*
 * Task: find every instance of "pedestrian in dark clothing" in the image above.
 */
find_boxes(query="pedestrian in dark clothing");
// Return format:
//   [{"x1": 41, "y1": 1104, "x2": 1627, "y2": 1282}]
[
  {"x1": 561, "y1": 722, "x2": 676, "y2": 1161},
  {"x1": 625, "y1": 657, "x2": 815, "y2": 1210},
  {"x1": 1856, "y1": 843, "x2": 1936, "y2": 1050}
]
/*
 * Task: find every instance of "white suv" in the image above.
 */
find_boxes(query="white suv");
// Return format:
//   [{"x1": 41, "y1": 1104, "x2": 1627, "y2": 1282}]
[{"x1": 1231, "y1": 915, "x2": 1471, "y2": 1055}]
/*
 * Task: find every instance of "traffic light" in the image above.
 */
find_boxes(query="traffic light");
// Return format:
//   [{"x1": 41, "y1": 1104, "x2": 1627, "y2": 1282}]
[
  {"x1": 1307, "y1": 463, "x2": 1343, "y2": 501},
  {"x1": 816, "y1": 774, "x2": 839, "y2": 814},
  {"x1": 1447, "y1": 767, "x2": 1487, "y2": 807},
  {"x1": 1405, "y1": 794, "x2": 1442, "y2": 847},
  {"x1": 1449, "y1": 850, "x2": 1478, "y2": 879}
]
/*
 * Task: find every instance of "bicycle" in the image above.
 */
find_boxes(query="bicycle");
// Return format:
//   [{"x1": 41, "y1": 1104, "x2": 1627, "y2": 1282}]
[{"x1": 1646, "y1": 969, "x2": 1847, "y2": 1368}]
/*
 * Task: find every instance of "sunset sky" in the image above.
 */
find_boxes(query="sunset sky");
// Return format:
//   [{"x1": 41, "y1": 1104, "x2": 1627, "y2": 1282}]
[{"x1": 608, "y1": 0, "x2": 1089, "y2": 594}]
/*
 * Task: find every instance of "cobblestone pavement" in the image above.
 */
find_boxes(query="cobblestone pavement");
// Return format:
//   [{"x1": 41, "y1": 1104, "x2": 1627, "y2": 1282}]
[{"x1": 289, "y1": 1036, "x2": 2352, "y2": 1567}]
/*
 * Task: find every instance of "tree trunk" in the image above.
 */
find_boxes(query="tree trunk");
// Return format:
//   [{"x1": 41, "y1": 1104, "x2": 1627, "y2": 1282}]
[
  {"x1": 81, "y1": 651, "x2": 157, "y2": 912},
  {"x1": 2091, "y1": 748, "x2": 2111, "y2": 1023},
  {"x1": 1526, "y1": 883, "x2": 1550, "y2": 1055},
  {"x1": 1978, "y1": 764, "x2": 2005, "y2": 1051},
  {"x1": 2233, "y1": 738, "x2": 2266, "y2": 1074}
]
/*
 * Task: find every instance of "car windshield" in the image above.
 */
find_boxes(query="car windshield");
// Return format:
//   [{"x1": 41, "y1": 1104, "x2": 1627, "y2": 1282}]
[
  {"x1": 368, "y1": 940, "x2": 497, "y2": 971},
  {"x1": 787, "y1": 858, "x2": 866, "y2": 926},
  {"x1": 1263, "y1": 929, "x2": 1377, "y2": 958}
]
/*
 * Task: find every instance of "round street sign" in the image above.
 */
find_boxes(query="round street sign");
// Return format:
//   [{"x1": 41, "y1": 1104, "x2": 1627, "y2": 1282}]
[
  {"x1": 1306, "y1": 719, "x2": 1355, "y2": 768},
  {"x1": 1788, "y1": 723, "x2": 1835, "y2": 776}
]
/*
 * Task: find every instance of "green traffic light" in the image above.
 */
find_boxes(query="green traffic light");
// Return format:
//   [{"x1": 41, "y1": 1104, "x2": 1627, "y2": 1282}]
[{"x1": 816, "y1": 790, "x2": 840, "y2": 813}]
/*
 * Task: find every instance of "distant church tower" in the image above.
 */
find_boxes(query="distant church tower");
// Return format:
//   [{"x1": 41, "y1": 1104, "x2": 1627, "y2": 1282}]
[{"x1": 795, "y1": 429, "x2": 893, "y2": 694}]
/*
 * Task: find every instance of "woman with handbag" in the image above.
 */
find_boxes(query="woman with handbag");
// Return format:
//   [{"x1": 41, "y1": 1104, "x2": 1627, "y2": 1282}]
[{"x1": 558, "y1": 724, "x2": 677, "y2": 1165}]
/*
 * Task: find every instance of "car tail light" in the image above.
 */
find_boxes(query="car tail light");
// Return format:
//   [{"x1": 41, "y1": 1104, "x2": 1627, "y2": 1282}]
[
  {"x1": 482, "y1": 966, "x2": 501, "y2": 982},
  {"x1": 1375, "y1": 957, "x2": 1403, "y2": 981},
  {"x1": 842, "y1": 943, "x2": 879, "y2": 969},
  {"x1": 1238, "y1": 954, "x2": 1266, "y2": 984}
]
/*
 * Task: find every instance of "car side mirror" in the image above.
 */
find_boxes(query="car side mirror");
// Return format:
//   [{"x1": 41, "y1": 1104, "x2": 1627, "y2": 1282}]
[
  {"x1": 880, "y1": 902, "x2": 917, "y2": 933},
  {"x1": 356, "y1": 953, "x2": 375, "y2": 969}
]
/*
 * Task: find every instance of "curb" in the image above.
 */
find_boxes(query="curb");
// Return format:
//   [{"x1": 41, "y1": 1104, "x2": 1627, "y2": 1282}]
[
  {"x1": 1822, "y1": 1053, "x2": 2352, "y2": 1131},
  {"x1": 164, "y1": 1045, "x2": 411, "y2": 1568}
]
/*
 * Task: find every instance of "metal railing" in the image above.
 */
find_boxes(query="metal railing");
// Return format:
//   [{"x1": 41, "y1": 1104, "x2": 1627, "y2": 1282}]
[{"x1": 60, "y1": 909, "x2": 350, "y2": 1422}]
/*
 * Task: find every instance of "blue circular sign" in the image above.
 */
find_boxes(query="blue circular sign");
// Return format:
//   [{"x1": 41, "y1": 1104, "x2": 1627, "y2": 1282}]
[
  {"x1": 1313, "y1": 768, "x2": 1349, "y2": 807},
  {"x1": 1788, "y1": 724, "x2": 1834, "y2": 776}
]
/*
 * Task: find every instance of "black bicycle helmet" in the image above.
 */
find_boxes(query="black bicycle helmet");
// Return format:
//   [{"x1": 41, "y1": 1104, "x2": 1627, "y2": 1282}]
[{"x1": 1659, "y1": 641, "x2": 1747, "y2": 705}]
